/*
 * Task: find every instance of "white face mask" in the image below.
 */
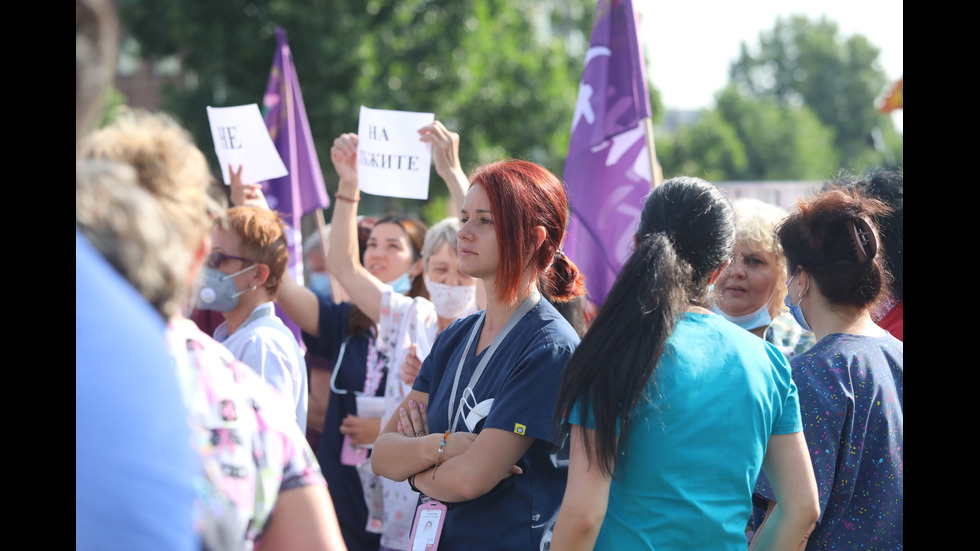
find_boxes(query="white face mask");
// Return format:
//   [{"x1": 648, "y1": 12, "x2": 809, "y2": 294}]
[
  {"x1": 454, "y1": 387, "x2": 494, "y2": 432},
  {"x1": 424, "y1": 276, "x2": 478, "y2": 319}
]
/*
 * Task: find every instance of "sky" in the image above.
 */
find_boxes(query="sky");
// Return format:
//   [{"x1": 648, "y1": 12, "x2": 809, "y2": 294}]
[{"x1": 635, "y1": 0, "x2": 903, "y2": 130}]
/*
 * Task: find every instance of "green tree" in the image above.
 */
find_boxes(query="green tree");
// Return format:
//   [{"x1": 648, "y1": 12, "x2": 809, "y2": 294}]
[
  {"x1": 658, "y1": 86, "x2": 838, "y2": 181},
  {"x1": 714, "y1": 86, "x2": 838, "y2": 180},
  {"x1": 657, "y1": 109, "x2": 747, "y2": 182},
  {"x1": 729, "y1": 14, "x2": 901, "y2": 170},
  {"x1": 117, "y1": 0, "x2": 597, "y2": 224}
]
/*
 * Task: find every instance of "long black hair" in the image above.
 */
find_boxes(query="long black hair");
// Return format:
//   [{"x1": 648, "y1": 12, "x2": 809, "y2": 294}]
[{"x1": 555, "y1": 177, "x2": 735, "y2": 476}]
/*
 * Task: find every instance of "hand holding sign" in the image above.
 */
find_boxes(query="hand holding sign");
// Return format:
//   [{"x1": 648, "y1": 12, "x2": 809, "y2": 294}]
[
  {"x1": 206, "y1": 104, "x2": 287, "y2": 185},
  {"x1": 356, "y1": 106, "x2": 435, "y2": 200},
  {"x1": 418, "y1": 120, "x2": 470, "y2": 216},
  {"x1": 419, "y1": 121, "x2": 465, "y2": 184},
  {"x1": 228, "y1": 165, "x2": 269, "y2": 209}
]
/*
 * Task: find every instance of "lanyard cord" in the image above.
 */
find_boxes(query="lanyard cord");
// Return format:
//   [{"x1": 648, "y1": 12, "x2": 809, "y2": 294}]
[
  {"x1": 329, "y1": 328, "x2": 385, "y2": 396},
  {"x1": 447, "y1": 292, "x2": 539, "y2": 432}
]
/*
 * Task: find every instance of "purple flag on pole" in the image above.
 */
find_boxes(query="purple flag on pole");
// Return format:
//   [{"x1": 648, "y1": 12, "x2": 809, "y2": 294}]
[
  {"x1": 563, "y1": 0, "x2": 652, "y2": 307},
  {"x1": 260, "y1": 27, "x2": 330, "y2": 341}
]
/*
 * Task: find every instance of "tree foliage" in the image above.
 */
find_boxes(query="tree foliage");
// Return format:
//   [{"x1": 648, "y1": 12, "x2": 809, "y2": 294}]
[
  {"x1": 659, "y1": 86, "x2": 838, "y2": 182},
  {"x1": 716, "y1": 86, "x2": 839, "y2": 180},
  {"x1": 117, "y1": 0, "x2": 606, "y2": 223},
  {"x1": 729, "y1": 15, "x2": 901, "y2": 171}
]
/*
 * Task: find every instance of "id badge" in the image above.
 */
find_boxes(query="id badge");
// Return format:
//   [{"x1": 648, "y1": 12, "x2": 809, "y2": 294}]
[
  {"x1": 340, "y1": 434, "x2": 368, "y2": 466},
  {"x1": 408, "y1": 500, "x2": 447, "y2": 551}
]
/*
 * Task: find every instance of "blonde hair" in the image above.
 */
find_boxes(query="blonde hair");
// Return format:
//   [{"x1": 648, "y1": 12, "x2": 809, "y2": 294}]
[
  {"x1": 78, "y1": 110, "x2": 219, "y2": 316},
  {"x1": 733, "y1": 198, "x2": 789, "y2": 301},
  {"x1": 76, "y1": 160, "x2": 184, "y2": 318},
  {"x1": 79, "y1": 109, "x2": 217, "y2": 253}
]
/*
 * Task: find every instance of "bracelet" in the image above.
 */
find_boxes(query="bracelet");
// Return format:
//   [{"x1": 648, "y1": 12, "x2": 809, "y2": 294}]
[
  {"x1": 432, "y1": 430, "x2": 450, "y2": 480},
  {"x1": 335, "y1": 192, "x2": 360, "y2": 203},
  {"x1": 408, "y1": 474, "x2": 420, "y2": 493}
]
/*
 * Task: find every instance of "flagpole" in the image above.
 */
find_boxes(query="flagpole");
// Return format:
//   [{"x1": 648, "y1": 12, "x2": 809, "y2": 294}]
[
  {"x1": 314, "y1": 206, "x2": 330, "y2": 280},
  {"x1": 642, "y1": 117, "x2": 662, "y2": 188}
]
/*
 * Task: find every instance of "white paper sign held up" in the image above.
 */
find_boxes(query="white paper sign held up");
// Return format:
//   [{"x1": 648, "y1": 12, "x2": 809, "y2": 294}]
[
  {"x1": 356, "y1": 106, "x2": 435, "y2": 200},
  {"x1": 206, "y1": 104, "x2": 287, "y2": 184}
]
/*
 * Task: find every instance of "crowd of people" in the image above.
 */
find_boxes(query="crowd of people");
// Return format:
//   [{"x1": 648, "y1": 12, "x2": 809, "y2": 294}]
[{"x1": 77, "y1": 1, "x2": 902, "y2": 549}]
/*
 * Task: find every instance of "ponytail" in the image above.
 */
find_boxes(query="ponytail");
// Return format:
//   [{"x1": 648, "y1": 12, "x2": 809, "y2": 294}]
[
  {"x1": 555, "y1": 176, "x2": 735, "y2": 477},
  {"x1": 542, "y1": 251, "x2": 586, "y2": 302},
  {"x1": 555, "y1": 233, "x2": 690, "y2": 476}
]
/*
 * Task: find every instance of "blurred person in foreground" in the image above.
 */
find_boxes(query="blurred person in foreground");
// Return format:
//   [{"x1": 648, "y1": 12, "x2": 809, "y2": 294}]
[
  {"x1": 75, "y1": 0, "x2": 197, "y2": 547},
  {"x1": 78, "y1": 110, "x2": 345, "y2": 550}
]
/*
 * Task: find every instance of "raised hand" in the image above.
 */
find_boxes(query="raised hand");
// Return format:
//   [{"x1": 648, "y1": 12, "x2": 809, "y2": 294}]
[
  {"x1": 329, "y1": 133, "x2": 359, "y2": 186},
  {"x1": 418, "y1": 121, "x2": 468, "y2": 216},
  {"x1": 228, "y1": 164, "x2": 269, "y2": 209},
  {"x1": 419, "y1": 121, "x2": 463, "y2": 181}
]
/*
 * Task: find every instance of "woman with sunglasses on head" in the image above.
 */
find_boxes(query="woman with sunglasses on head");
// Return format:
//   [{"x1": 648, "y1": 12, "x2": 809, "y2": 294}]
[
  {"x1": 752, "y1": 186, "x2": 903, "y2": 550},
  {"x1": 371, "y1": 159, "x2": 585, "y2": 550},
  {"x1": 551, "y1": 177, "x2": 819, "y2": 551}
]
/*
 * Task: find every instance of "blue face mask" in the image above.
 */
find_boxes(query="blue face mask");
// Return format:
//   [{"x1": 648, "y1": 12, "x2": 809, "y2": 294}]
[
  {"x1": 714, "y1": 302, "x2": 772, "y2": 331},
  {"x1": 196, "y1": 265, "x2": 256, "y2": 312},
  {"x1": 309, "y1": 272, "x2": 332, "y2": 300},
  {"x1": 784, "y1": 272, "x2": 811, "y2": 332},
  {"x1": 387, "y1": 272, "x2": 412, "y2": 295}
]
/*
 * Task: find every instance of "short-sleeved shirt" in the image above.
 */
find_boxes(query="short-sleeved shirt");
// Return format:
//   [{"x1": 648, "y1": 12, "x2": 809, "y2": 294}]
[
  {"x1": 572, "y1": 313, "x2": 801, "y2": 551},
  {"x1": 214, "y1": 302, "x2": 309, "y2": 433},
  {"x1": 76, "y1": 231, "x2": 198, "y2": 551},
  {"x1": 413, "y1": 298, "x2": 580, "y2": 550},
  {"x1": 168, "y1": 318, "x2": 324, "y2": 548},
  {"x1": 754, "y1": 332, "x2": 903, "y2": 550}
]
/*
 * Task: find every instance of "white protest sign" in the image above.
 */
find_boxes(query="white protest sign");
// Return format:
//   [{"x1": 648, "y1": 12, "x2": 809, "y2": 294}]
[
  {"x1": 356, "y1": 106, "x2": 435, "y2": 200},
  {"x1": 206, "y1": 104, "x2": 287, "y2": 184}
]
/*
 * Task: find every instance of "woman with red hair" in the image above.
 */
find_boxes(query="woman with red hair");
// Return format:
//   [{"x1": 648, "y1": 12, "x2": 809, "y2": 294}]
[{"x1": 371, "y1": 159, "x2": 585, "y2": 550}]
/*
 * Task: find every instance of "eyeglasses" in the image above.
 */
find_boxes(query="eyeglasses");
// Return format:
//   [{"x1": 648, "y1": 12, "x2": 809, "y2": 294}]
[{"x1": 207, "y1": 251, "x2": 251, "y2": 270}]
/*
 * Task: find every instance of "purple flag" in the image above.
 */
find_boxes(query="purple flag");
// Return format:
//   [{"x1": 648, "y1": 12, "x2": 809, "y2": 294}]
[
  {"x1": 563, "y1": 0, "x2": 652, "y2": 307},
  {"x1": 260, "y1": 27, "x2": 330, "y2": 342}
]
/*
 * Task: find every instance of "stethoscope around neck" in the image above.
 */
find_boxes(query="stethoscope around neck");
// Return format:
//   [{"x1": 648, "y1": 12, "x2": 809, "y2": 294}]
[{"x1": 329, "y1": 334, "x2": 388, "y2": 395}]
